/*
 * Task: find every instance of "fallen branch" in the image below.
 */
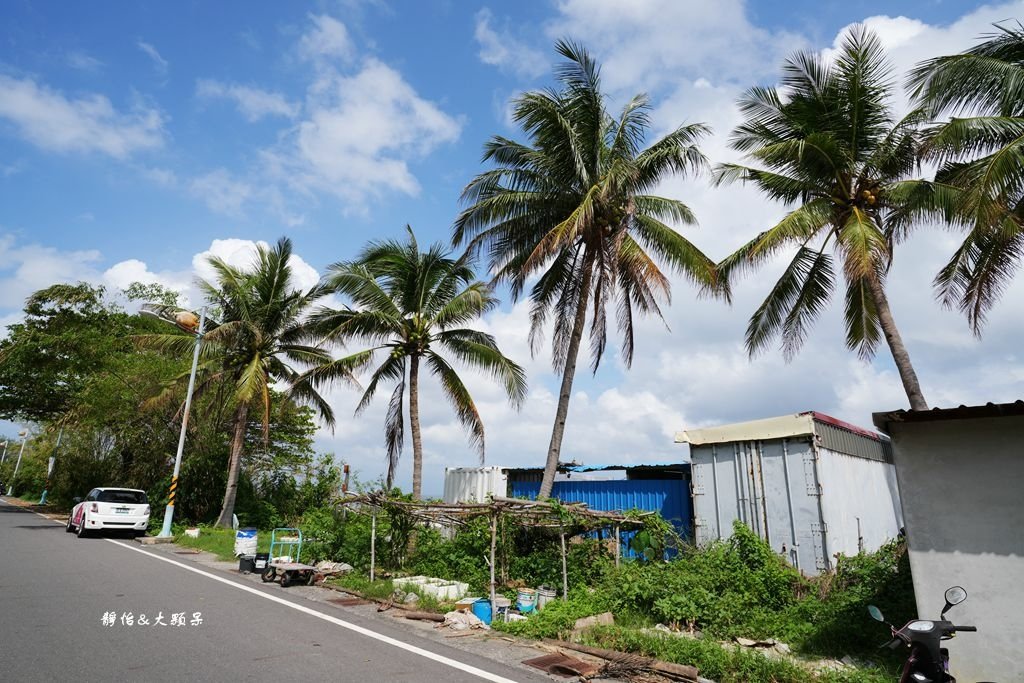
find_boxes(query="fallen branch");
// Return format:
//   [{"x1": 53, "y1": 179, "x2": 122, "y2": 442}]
[
  {"x1": 400, "y1": 611, "x2": 446, "y2": 622},
  {"x1": 543, "y1": 639, "x2": 698, "y2": 682}
]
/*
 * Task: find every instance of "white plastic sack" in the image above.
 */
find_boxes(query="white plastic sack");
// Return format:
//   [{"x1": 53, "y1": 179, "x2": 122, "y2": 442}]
[{"x1": 234, "y1": 528, "x2": 257, "y2": 556}]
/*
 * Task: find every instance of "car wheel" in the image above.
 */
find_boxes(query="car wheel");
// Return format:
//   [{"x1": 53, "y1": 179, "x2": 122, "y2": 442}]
[
  {"x1": 76, "y1": 514, "x2": 89, "y2": 538},
  {"x1": 65, "y1": 516, "x2": 74, "y2": 533}
]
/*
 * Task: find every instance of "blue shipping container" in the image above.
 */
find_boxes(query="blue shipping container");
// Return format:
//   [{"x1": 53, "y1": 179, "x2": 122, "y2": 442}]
[{"x1": 510, "y1": 479, "x2": 692, "y2": 559}]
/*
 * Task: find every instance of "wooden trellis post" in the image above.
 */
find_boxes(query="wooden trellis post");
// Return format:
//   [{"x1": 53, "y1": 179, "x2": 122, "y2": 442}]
[
  {"x1": 559, "y1": 523, "x2": 568, "y2": 601},
  {"x1": 370, "y1": 511, "x2": 377, "y2": 582},
  {"x1": 489, "y1": 511, "x2": 498, "y2": 616}
]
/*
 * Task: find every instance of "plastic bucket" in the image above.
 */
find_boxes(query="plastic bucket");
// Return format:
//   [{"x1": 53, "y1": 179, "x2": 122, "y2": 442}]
[
  {"x1": 536, "y1": 587, "x2": 556, "y2": 610},
  {"x1": 516, "y1": 588, "x2": 537, "y2": 613},
  {"x1": 471, "y1": 598, "x2": 493, "y2": 625},
  {"x1": 238, "y1": 555, "x2": 256, "y2": 573},
  {"x1": 254, "y1": 553, "x2": 270, "y2": 570}
]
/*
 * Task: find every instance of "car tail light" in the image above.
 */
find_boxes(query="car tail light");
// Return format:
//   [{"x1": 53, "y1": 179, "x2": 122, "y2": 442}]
[{"x1": 90, "y1": 503, "x2": 99, "y2": 513}]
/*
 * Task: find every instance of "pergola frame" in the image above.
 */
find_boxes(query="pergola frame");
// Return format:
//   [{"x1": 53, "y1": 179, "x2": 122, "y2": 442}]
[{"x1": 336, "y1": 493, "x2": 649, "y2": 615}]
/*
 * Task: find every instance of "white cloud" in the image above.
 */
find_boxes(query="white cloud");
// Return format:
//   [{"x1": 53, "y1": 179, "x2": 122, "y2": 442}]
[
  {"x1": 67, "y1": 51, "x2": 103, "y2": 72},
  {"x1": 188, "y1": 168, "x2": 253, "y2": 216},
  {"x1": 196, "y1": 79, "x2": 299, "y2": 121},
  {"x1": 298, "y1": 14, "x2": 355, "y2": 64},
  {"x1": 141, "y1": 166, "x2": 178, "y2": 188},
  {"x1": 353, "y1": 0, "x2": 1024, "y2": 498},
  {"x1": 192, "y1": 238, "x2": 322, "y2": 293},
  {"x1": 0, "y1": 74, "x2": 165, "y2": 159},
  {"x1": 0, "y1": 233, "x2": 102, "y2": 309},
  {"x1": 137, "y1": 40, "x2": 168, "y2": 73},
  {"x1": 269, "y1": 55, "x2": 462, "y2": 204},
  {"x1": 546, "y1": 0, "x2": 804, "y2": 95},
  {"x1": 474, "y1": 8, "x2": 548, "y2": 79}
]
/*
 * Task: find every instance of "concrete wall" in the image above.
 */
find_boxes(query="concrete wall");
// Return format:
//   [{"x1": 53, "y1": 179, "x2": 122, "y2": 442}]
[{"x1": 886, "y1": 415, "x2": 1024, "y2": 683}]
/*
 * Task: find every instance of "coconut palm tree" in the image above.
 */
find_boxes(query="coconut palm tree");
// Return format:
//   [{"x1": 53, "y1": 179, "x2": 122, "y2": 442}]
[
  {"x1": 454, "y1": 41, "x2": 718, "y2": 499},
  {"x1": 715, "y1": 26, "x2": 936, "y2": 411},
  {"x1": 308, "y1": 227, "x2": 527, "y2": 500},
  {"x1": 144, "y1": 237, "x2": 346, "y2": 527},
  {"x1": 909, "y1": 21, "x2": 1024, "y2": 332}
]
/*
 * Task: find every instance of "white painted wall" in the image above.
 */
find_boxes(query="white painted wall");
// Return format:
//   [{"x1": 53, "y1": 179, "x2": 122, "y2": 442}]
[{"x1": 885, "y1": 414, "x2": 1024, "y2": 683}]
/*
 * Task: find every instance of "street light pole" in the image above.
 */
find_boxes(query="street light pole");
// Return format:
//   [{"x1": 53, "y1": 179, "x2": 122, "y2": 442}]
[
  {"x1": 7, "y1": 431, "x2": 28, "y2": 496},
  {"x1": 158, "y1": 307, "x2": 206, "y2": 538},
  {"x1": 39, "y1": 426, "x2": 62, "y2": 505},
  {"x1": 0, "y1": 441, "x2": 8, "y2": 465}
]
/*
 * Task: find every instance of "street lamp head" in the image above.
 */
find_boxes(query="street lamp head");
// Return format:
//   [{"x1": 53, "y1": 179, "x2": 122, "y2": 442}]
[
  {"x1": 18, "y1": 430, "x2": 27, "y2": 437},
  {"x1": 140, "y1": 303, "x2": 203, "y2": 334}
]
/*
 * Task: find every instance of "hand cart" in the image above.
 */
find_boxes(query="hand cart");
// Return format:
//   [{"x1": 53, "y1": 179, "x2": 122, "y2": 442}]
[{"x1": 259, "y1": 528, "x2": 316, "y2": 587}]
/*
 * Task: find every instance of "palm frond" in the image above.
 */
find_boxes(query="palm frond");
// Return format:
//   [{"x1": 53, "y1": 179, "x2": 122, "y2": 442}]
[{"x1": 424, "y1": 352, "x2": 485, "y2": 461}]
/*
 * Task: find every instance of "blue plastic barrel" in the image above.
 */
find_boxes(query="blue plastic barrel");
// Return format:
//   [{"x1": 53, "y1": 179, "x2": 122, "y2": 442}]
[{"x1": 471, "y1": 598, "x2": 492, "y2": 625}]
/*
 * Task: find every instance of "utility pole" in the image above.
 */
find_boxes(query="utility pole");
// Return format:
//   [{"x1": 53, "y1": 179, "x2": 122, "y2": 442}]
[
  {"x1": 159, "y1": 308, "x2": 206, "y2": 538},
  {"x1": 8, "y1": 431, "x2": 29, "y2": 496},
  {"x1": 39, "y1": 426, "x2": 62, "y2": 505}
]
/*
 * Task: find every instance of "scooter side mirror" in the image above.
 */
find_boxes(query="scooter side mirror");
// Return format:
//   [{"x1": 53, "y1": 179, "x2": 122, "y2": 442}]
[
  {"x1": 941, "y1": 585, "x2": 967, "y2": 618},
  {"x1": 868, "y1": 605, "x2": 885, "y2": 622},
  {"x1": 945, "y1": 586, "x2": 967, "y2": 605}
]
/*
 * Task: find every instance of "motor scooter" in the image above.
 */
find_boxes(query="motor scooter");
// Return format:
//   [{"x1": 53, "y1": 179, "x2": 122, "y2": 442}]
[{"x1": 868, "y1": 586, "x2": 990, "y2": 683}]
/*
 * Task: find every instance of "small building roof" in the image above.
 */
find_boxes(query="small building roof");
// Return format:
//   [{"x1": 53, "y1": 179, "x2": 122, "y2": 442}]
[
  {"x1": 675, "y1": 411, "x2": 885, "y2": 446},
  {"x1": 873, "y1": 400, "x2": 1024, "y2": 433},
  {"x1": 500, "y1": 462, "x2": 684, "y2": 474}
]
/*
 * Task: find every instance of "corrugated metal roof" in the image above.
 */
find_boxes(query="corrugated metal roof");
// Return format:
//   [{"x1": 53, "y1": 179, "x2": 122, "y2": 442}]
[
  {"x1": 813, "y1": 417, "x2": 892, "y2": 463},
  {"x1": 502, "y1": 462, "x2": 684, "y2": 474},
  {"x1": 873, "y1": 400, "x2": 1024, "y2": 431},
  {"x1": 675, "y1": 413, "x2": 817, "y2": 445},
  {"x1": 676, "y1": 411, "x2": 891, "y2": 463}
]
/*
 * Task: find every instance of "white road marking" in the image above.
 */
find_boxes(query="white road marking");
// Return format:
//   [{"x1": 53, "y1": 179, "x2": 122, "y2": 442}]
[
  {"x1": 6, "y1": 500, "x2": 521, "y2": 683},
  {"x1": 105, "y1": 539, "x2": 520, "y2": 683}
]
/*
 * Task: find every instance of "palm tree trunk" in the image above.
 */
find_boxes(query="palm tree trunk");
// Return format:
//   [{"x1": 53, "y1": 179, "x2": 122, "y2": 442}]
[
  {"x1": 538, "y1": 251, "x2": 595, "y2": 499},
  {"x1": 215, "y1": 402, "x2": 249, "y2": 527},
  {"x1": 867, "y1": 276, "x2": 928, "y2": 411},
  {"x1": 409, "y1": 353, "x2": 424, "y2": 501}
]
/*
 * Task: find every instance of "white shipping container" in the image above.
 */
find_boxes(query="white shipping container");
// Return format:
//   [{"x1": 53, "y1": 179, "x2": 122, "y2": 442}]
[
  {"x1": 442, "y1": 466, "x2": 508, "y2": 504},
  {"x1": 677, "y1": 412, "x2": 903, "y2": 574}
]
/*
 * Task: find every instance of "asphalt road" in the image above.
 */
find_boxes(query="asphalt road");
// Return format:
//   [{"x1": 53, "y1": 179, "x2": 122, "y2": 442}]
[{"x1": 0, "y1": 499, "x2": 545, "y2": 682}]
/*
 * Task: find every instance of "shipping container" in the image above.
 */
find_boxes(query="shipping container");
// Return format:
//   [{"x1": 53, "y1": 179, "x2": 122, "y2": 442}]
[
  {"x1": 677, "y1": 411, "x2": 902, "y2": 573},
  {"x1": 442, "y1": 466, "x2": 508, "y2": 504}
]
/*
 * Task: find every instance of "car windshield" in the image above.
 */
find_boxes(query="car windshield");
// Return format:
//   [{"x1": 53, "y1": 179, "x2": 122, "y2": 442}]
[{"x1": 97, "y1": 490, "x2": 148, "y2": 504}]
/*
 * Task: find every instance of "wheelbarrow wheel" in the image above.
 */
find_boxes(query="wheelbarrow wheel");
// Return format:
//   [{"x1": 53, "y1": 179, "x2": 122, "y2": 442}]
[{"x1": 260, "y1": 567, "x2": 276, "y2": 583}]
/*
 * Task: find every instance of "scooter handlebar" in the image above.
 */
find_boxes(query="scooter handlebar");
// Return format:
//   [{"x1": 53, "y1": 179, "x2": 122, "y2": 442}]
[{"x1": 952, "y1": 625, "x2": 977, "y2": 632}]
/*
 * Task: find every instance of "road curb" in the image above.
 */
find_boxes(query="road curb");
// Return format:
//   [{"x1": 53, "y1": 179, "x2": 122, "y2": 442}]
[{"x1": 137, "y1": 536, "x2": 175, "y2": 545}]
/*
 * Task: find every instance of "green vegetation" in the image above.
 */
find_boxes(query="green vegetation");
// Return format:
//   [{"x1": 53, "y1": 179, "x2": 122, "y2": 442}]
[
  {"x1": 910, "y1": 21, "x2": 1024, "y2": 331},
  {"x1": 309, "y1": 226, "x2": 527, "y2": 499},
  {"x1": 140, "y1": 237, "x2": 346, "y2": 527},
  {"x1": 580, "y1": 627, "x2": 893, "y2": 683},
  {"x1": 455, "y1": 41, "x2": 720, "y2": 498},
  {"x1": 173, "y1": 525, "x2": 271, "y2": 561},
  {"x1": 10, "y1": 25, "x2": 1022, "y2": 683},
  {"x1": 716, "y1": 26, "x2": 941, "y2": 410}
]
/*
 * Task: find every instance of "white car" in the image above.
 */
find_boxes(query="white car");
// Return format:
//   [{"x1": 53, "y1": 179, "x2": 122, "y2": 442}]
[{"x1": 67, "y1": 487, "x2": 151, "y2": 537}]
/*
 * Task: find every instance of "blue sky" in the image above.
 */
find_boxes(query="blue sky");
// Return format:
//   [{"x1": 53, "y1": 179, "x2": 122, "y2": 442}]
[{"x1": 2, "y1": 1, "x2": 1022, "y2": 494}]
